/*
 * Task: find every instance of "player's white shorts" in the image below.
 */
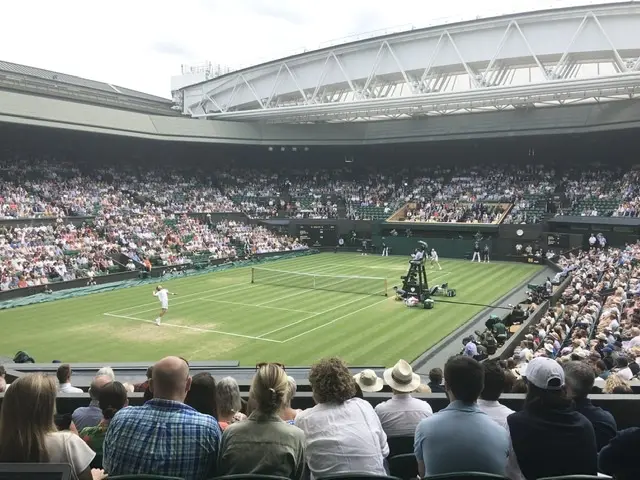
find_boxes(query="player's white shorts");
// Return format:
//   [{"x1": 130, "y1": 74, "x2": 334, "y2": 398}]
[{"x1": 161, "y1": 302, "x2": 169, "y2": 310}]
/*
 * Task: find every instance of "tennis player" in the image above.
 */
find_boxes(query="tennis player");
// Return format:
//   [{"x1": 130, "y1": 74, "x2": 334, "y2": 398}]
[
  {"x1": 430, "y1": 248, "x2": 442, "y2": 270},
  {"x1": 153, "y1": 285, "x2": 176, "y2": 326}
]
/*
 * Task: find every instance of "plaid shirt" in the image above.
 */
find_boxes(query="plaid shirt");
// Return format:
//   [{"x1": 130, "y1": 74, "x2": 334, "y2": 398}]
[{"x1": 103, "y1": 399, "x2": 221, "y2": 480}]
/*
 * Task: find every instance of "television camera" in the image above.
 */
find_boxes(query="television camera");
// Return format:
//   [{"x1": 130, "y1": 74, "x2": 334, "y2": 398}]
[
  {"x1": 526, "y1": 283, "x2": 550, "y2": 304},
  {"x1": 394, "y1": 241, "x2": 456, "y2": 309}
]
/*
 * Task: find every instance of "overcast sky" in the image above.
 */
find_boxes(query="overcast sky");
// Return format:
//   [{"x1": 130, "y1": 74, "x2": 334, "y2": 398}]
[{"x1": 0, "y1": 0, "x2": 615, "y2": 98}]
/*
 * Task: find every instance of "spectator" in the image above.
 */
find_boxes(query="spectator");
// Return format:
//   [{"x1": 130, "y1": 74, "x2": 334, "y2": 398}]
[
  {"x1": 414, "y1": 356, "x2": 509, "y2": 478},
  {"x1": 216, "y1": 376, "x2": 247, "y2": 431},
  {"x1": 80, "y1": 381, "x2": 128, "y2": 457},
  {"x1": 72, "y1": 375, "x2": 112, "y2": 432},
  {"x1": 0, "y1": 365, "x2": 6, "y2": 393},
  {"x1": 506, "y1": 357, "x2": 598, "y2": 480},
  {"x1": 57, "y1": 364, "x2": 83, "y2": 393},
  {"x1": 296, "y1": 357, "x2": 389, "y2": 479},
  {"x1": 353, "y1": 369, "x2": 384, "y2": 393},
  {"x1": 478, "y1": 360, "x2": 514, "y2": 429},
  {"x1": 96, "y1": 366, "x2": 116, "y2": 381},
  {"x1": 103, "y1": 356, "x2": 221, "y2": 480},
  {"x1": 375, "y1": 359, "x2": 432, "y2": 436},
  {"x1": 563, "y1": 361, "x2": 617, "y2": 451},
  {"x1": 426, "y1": 367, "x2": 445, "y2": 393},
  {"x1": 0, "y1": 374, "x2": 97, "y2": 480},
  {"x1": 604, "y1": 373, "x2": 630, "y2": 393},
  {"x1": 280, "y1": 375, "x2": 302, "y2": 424},
  {"x1": 599, "y1": 426, "x2": 640, "y2": 480},
  {"x1": 133, "y1": 366, "x2": 153, "y2": 392},
  {"x1": 218, "y1": 364, "x2": 305, "y2": 479},
  {"x1": 185, "y1": 372, "x2": 217, "y2": 418}
]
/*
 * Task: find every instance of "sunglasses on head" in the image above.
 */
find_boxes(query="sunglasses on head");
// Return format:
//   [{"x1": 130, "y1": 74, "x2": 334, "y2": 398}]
[{"x1": 256, "y1": 362, "x2": 285, "y2": 371}]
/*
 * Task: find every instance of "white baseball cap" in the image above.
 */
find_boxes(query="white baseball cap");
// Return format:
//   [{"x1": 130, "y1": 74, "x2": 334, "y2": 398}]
[{"x1": 524, "y1": 357, "x2": 565, "y2": 390}]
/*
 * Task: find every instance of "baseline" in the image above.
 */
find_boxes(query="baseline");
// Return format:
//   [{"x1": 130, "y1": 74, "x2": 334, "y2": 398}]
[{"x1": 103, "y1": 313, "x2": 282, "y2": 343}]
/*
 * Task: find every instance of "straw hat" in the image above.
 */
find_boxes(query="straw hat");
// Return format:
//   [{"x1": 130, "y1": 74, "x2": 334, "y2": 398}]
[
  {"x1": 384, "y1": 359, "x2": 421, "y2": 393},
  {"x1": 353, "y1": 369, "x2": 384, "y2": 393}
]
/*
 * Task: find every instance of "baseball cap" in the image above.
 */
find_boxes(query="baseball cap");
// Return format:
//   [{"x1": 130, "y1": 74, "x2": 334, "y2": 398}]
[{"x1": 524, "y1": 357, "x2": 565, "y2": 390}]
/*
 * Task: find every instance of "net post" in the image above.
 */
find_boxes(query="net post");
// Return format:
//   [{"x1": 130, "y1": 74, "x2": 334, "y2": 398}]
[{"x1": 251, "y1": 267, "x2": 255, "y2": 284}]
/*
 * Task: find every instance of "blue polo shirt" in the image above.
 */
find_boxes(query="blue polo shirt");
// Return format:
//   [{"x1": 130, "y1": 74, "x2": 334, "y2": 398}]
[{"x1": 414, "y1": 400, "x2": 509, "y2": 476}]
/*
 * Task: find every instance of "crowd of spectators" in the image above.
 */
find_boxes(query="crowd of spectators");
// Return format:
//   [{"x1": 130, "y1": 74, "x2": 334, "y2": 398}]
[{"x1": 1, "y1": 351, "x2": 639, "y2": 480}]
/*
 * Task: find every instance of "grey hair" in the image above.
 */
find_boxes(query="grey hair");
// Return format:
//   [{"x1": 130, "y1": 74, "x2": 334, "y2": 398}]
[
  {"x1": 563, "y1": 361, "x2": 595, "y2": 399},
  {"x1": 97, "y1": 367, "x2": 116, "y2": 381},
  {"x1": 215, "y1": 376, "x2": 242, "y2": 415},
  {"x1": 284, "y1": 375, "x2": 297, "y2": 406}
]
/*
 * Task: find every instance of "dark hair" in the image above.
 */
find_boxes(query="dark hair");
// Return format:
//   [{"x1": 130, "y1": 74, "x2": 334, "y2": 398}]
[
  {"x1": 481, "y1": 360, "x2": 506, "y2": 401},
  {"x1": 503, "y1": 369, "x2": 517, "y2": 393},
  {"x1": 444, "y1": 356, "x2": 484, "y2": 404},
  {"x1": 185, "y1": 372, "x2": 217, "y2": 417},
  {"x1": 99, "y1": 381, "x2": 128, "y2": 420},
  {"x1": 603, "y1": 356, "x2": 615, "y2": 370},
  {"x1": 146, "y1": 366, "x2": 154, "y2": 379},
  {"x1": 309, "y1": 357, "x2": 355, "y2": 404},
  {"x1": 595, "y1": 360, "x2": 607, "y2": 372},
  {"x1": 428, "y1": 368, "x2": 443, "y2": 384},
  {"x1": 524, "y1": 383, "x2": 571, "y2": 411},
  {"x1": 511, "y1": 378, "x2": 528, "y2": 394},
  {"x1": 563, "y1": 361, "x2": 595, "y2": 399},
  {"x1": 0, "y1": 365, "x2": 5, "y2": 377},
  {"x1": 56, "y1": 364, "x2": 71, "y2": 384},
  {"x1": 616, "y1": 357, "x2": 629, "y2": 368}
]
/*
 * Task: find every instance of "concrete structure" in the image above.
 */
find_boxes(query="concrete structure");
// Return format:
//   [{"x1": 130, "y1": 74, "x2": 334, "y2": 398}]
[{"x1": 179, "y1": 2, "x2": 640, "y2": 123}]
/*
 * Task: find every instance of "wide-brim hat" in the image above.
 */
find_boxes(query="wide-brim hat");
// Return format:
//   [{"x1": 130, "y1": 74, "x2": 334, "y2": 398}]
[
  {"x1": 384, "y1": 359, "x2": 421, "y2": 393},
  {"x1": 353, "y1": 369, "x2": 384, "y2": 393}
]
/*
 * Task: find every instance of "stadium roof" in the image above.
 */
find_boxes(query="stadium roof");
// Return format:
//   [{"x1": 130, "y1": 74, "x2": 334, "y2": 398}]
[{"x1": 0, "y1": 60, "x2": 178, "y2": 116}]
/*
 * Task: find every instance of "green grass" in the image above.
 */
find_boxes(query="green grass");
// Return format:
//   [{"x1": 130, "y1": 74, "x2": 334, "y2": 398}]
[{"x1": 0, "y1": 253, "x2": 542, "y2": 367}]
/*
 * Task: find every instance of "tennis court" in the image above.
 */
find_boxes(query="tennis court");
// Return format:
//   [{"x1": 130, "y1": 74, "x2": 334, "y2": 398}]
[{"x1": 0, "y1": 253, "x2": 542, "y2": 366}]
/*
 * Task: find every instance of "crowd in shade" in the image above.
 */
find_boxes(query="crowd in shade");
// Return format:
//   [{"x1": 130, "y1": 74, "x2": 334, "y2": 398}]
[
  {"x1": 3, "y1": 159, "x2": 640, "y2": 224},
  {"x1": 0, "y1": 349, "x2": 638, "y2": 480}
]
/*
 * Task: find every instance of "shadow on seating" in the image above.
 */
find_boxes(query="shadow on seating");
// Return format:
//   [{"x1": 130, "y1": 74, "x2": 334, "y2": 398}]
[
  {"x1": 109, "y1": 475, "x2": 185, "y2": 480},
  {"x1": 212, "y1": 476, "x2": 292, "y2": 480},
  {"x1": 538, "y1": 476, "x2": 611, "y2": 480},
  {"x1": 388, "y1": 454, "x2": 418, "y2": 480},
  {"x1": 423, "y1": 473, "x2": 508, "y2": 480},
  {"x1": 387, "y1": 436, "x2": 414, "y2": 457},
  {"x1": 317, "y1": 474, "x2": 400, "y2": 480}
]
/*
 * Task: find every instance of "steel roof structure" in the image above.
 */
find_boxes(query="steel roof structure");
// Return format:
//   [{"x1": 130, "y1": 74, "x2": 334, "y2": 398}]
[{"x1": 179, "y1": 2, "x2": 640, "y2": 123}]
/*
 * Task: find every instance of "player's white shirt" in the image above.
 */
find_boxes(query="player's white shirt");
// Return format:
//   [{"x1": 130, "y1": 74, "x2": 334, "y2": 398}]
[
  {"x1": 154, "y1": 289, "x2": 169, "y2": 308},
  {"x1": 431, "y1": 251, "x2": 439, "y2": 261}
]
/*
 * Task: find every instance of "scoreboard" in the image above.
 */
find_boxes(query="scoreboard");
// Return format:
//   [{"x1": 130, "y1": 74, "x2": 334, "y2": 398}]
[{"x1": 297, "y1": 224, "x2": 337, "y2": 247}]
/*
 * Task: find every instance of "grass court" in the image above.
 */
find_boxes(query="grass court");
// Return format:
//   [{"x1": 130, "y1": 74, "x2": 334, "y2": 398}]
[{"x1": 0, "y1": 253, "x2": 542, "y2": 366}]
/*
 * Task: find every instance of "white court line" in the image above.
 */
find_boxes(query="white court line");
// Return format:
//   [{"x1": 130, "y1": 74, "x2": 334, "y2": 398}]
[
  {"x1": 258, "y1": 271, "x2": 450, "y2": 339},
  {"x1": 254, "y1": 263, "x2": 349, "y2": 306},
  {"x1": 256, "y1": 294, "x2": 373, "y2": 338},
  {"x1": 103, "y1": 313, "x2": 282, "y2": 343},
  {"x1": 281, "y1": 297, "x2": 391, "y2": 343},
  {"x1": 264, "y1": 271, "x2": 451, "y2": 341},
  {"x1": 106, "y1": 282, "x2": 245, "y2": 314},
  {"x1": 200, "y1": 298, "x2": 315, "y2": 314}
]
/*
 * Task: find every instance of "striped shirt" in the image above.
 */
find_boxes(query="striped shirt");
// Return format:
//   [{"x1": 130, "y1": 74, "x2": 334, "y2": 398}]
[{"x1": 103, "y1": 399, "x2": 221, "y2": 480}]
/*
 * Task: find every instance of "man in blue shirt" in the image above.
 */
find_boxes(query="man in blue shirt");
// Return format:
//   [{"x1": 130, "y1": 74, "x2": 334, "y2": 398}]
[
  {"x1": 104, "y1": 356, "x2": 221, "y2": 480},
  {"x1": 414, "y1": 356, "x2": 509, "y2": 477}
]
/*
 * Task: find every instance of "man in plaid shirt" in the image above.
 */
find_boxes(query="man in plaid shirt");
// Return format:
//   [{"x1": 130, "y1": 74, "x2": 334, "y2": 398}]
[{"x1": 104, "y1": 356, "x2": 221, "y2": 480}]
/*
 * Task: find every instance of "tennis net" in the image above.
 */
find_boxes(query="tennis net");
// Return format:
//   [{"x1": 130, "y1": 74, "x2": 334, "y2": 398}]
[{"x1": 251, "y1": 267, "x2": 388, "y2": 296}]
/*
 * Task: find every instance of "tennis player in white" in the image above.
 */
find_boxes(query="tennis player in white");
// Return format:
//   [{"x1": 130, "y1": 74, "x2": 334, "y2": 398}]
[
  {"x1": 430, "y1": 248, "x2": 442, "y2": 270},
  {"x1": 153, "y1": 285, "x2": 176, "y2": 326}
]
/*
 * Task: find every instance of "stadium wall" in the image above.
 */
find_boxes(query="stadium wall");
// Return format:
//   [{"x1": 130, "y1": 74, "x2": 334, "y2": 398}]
[{"x1": 2, "y1": 89, "x2": 640, "y2": 145}]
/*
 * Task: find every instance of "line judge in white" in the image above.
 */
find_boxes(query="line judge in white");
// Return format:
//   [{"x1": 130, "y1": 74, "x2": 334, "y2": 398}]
[{"x1": 153, "y1": 285, "x2": 176, "y2": 326}]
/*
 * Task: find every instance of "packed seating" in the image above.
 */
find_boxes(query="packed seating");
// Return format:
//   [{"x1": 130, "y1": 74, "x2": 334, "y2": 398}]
[{"x1": 2, "y1": 352, "x2": 638, "y2": 479}]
